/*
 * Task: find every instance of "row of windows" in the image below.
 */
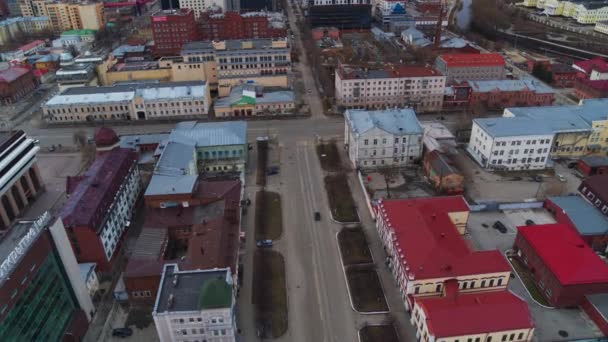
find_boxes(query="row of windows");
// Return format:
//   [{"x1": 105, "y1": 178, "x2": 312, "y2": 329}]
[
  {"x1": 347, "y1": 78, "x2": 444, "y2": 86},
  {"x1": 363, "y1": 136, "x2": 418, "y2": 145},
  {"x1": 494, "y1": 138, "x2": 551, "y2": 146},
  {"x1": 47, "y1": 105, "x2": 128, "y2": 114},
  {"x1": 132, "y1": 290, "x2": 152, "y2": 298},
  {"x1": 361, "y1": 156, "x2": 414, "y2": 166},
  {"x1": 491, "y1": 157, "x2": 546, "y2": 165},
  {"x1": 438, "y1": 332, "x2": 526, "y2": 342},
  {"x1": 492, "y1": 148, "x2": 549, "y2": 156}
]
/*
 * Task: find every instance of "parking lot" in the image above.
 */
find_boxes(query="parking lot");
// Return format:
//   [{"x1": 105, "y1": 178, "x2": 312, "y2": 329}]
[{"x1": 466, "y1": 210, "x2": 603, "y2": 341}]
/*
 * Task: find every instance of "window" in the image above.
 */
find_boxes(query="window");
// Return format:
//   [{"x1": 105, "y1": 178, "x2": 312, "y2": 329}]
[
  {"x1": 364, "y1": 139, "x2": 368, "y2": 145},
  {"x1": 502, "y1": 335, "x2": 507, "y2": 342},
  {"x1": 487, "y1": 337, "x2": 492, "y2": 342},
  {"x1": 517, "y1": 333, "x2": 524, "y2": 340},
  {"x1": 414, "y1": 287, "x2": 420, "y2": 294},
  {"x1": 373, "y1": 139, "x2": 378, "y2": 145},
  {"x1": 435, "y1": 284, "x2": 441, "y2": 292},
  {"x1": 509, "y1": 333, "x2": 515, "y2": 341}
]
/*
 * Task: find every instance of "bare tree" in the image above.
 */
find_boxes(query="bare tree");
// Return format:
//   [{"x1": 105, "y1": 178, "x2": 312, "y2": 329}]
[{"x1": 378, "y1": 166, "x2": 400, "y2": 198}]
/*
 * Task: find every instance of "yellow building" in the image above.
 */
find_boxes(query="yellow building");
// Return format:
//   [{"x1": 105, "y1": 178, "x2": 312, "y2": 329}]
[
  {"x1": 20, "y1": 0, "x2": 103, "y2": 32},
  {"x1": 411, "y1": 290, "x2": 535, "y2": 342},
  {"x1": 587, "y1": 117, "x2": 608, "y2": 154},
  {"x1": 520, "y1": 0, "x2": 608, "y2": 24}
]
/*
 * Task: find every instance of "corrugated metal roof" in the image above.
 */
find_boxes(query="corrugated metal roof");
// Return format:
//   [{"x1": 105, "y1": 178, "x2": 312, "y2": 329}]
[
  {"x1": 548, "y1": 196, "x2": 608, "y2": 235},
  {"x1": 169, "y1": 121, "x2": 247, "y2": 147},
  {"x1": 345, "y1": 108, "x2": 423, "y2": 136},
  {"x1": 469, "y1": 79, "x2": 555, "y2": 94}
]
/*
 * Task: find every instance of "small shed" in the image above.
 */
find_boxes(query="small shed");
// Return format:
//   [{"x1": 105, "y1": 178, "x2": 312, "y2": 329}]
[{"x1": 577, "y1": 156, "x2": 608, "y2": 176}]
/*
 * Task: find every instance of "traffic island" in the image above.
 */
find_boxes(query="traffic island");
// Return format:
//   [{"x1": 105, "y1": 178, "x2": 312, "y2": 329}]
[
  {"x1": 324, "y1": 174, "x2": 359, "y2": 222},
  {"x1": 345, "y1": 265, "x2": 389, "y2": 313},
  {"x1": 338, "y1": 227, "x2": 373, "y2": 266},
  {"x1": 252, "y1": 249, "x2": 288, "y2": 338},
  {"x1": 359, "y1": 324, "x2": 400, "y2": 342},
  {"x1": 256, "y1": 138, "x2": 269, "y2": 186},
  {"x1": 254, "y1": 191, "x2": 283, "y2": 240},
  {"x1": 316, "y1": 139, "x2": 343, "y2": 172}
]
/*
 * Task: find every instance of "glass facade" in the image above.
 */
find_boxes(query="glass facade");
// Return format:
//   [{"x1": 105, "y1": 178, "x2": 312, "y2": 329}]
[{"x1": 0, "y1": 249, "x2": 78, "y2": 341}]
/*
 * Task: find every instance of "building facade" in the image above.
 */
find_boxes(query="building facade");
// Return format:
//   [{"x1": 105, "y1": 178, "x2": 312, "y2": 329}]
[
  {"x1": 374, "y1": 197, "x2": 512, "y2": 310},
  {"x1": 151, "y1": 9, "x2": 198, "y2": 57},
  {"x1": 19, "y1": 0, "x2": 103, "y2": 32},
  {"x1": 577, "y1": 156, "x2": 608, "y2": 176},
  {"x1": 60, "y1": 134, "x2": 141, "y2": 272},
  {"x1": 0, "y1": 213, "x2": 94, "y2": 341},
  {"x1": 344, "y1": 108, "x2": 423, "y2": 169},
  {"x1": 198, "y1": 11, "x2": 286, "y2": 40},
  {"x1": 0, "y1": 66, "x2": 37, "y2": 104},
  {"x1": 434, "y1": 53, "x2": 506, "y2": 82},
  {"x1": 214, "y1": 84, "x2": 295, "y2": 117},
  {"x1": 522, "y1": 0, "x2": 608, "y2": 24},
  {"x1": 335, "y1": 64, "x2": 446, "y2": 112},
  {"x1": 0, "y1": 131, "x2": 43, "y2": 231},
  {"x1": 307, "y1": 0, "x2": 372, "y2": 29},
  {"x1": 579, "y1": 174, "x2": 608, "y2": 217},
  {"x1": 153, "y1": 264, "x2": 237, "y2": 342},
  {"x1": 43, "y1": 81, "x2": 211, "y2": 123},
  {"x1": 179, "y1": 0, "x2": 225, "y2": 17},
  {"x1": 468, "y1": 79, "x2": 555, "y2": 111},
  {"x1": 0, "y1": 16, "x2": 51, "y2": 45}
]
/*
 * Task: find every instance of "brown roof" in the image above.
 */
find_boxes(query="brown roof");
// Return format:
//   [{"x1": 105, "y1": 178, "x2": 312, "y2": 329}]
[{"x1": 583, "y1": 174, "x2": 608, "y2": 203}]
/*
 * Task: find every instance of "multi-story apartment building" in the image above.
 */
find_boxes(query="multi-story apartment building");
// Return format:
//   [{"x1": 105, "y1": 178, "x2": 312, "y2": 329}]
[
  {"x1": 43, "y1": 81, "x2": 211, "y2": 123},
  {"x1": 198, "y1": 11, "x2": 286, "y2": 40},
  {"x1": 0, "y1": 131, "x2": 44, "y2": 230},
  {"x1": 335, "y1": 64, "x2": 446, "y2": 112},
  {"x1": 374, "y1": 196, "x2": 512, "y2": 310},
  {"x1": 307, "y1": 0, "x2": 372, "y2": 28},
  {"x1": 19, "y1": 0, "x2": 103, "y2": 32},
  {"x1": 151, "y1": 9, "x2": 198, "y2": 57},
  {"x1": 60, "y1": 133, "x2": 141, "y2": 272},
  {"x1": 0, "y1": 16, "x2": 51, "y2": 44},
  {"x1": 344, "y1": 108, "x2": 423, "y2": 169},
  {"x1": 522, "y1": 0, "x2": 608, "y2": 24},
  {"x1": 434, "y1": 53, "x2": 506, "y2": 82},
  {"x1": 0, "y1": 213, "x2": 95, "y2": 341},
  {"x1": 153, "y1": 264, "x2": 236, "y2": 342}
]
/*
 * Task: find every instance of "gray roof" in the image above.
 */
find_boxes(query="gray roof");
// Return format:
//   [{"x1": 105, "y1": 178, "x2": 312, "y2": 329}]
[
  {"x1": 119, "y1": 133, "x2": 169, "y2": 149},
  {"x1": 587, "y1": 293, "x2": 608, "y2": 320},
  {"x1": 155, "y1": 142, "x2": 196, "y2": 175},
  {"x1": 145, "y1": 174, "x2": 198, "y2": 197},
  {"x1": 154, "y1": 264, "x2": 232, "y2": 313},
  {"x1": 345, "y1": 108, "x2": 423, "y2": 136},
  {"x1": 474, "y1": 117, "x2": 555, "y2": 137},
  {"x1": 468, "y1": 79, "x2": 555, "y2": 94},
  {"x1": 548, "y1": 196, "x2": 608, "y2": 236},
  {"x1": 130, "y1": 228, "x2": 168, "y2": 260},
  {"x1": 580, "y1": 155, "x2": 608, "y2": 167},
  {"x1": 169, "y1": 121, "x2": 247, "y2": 147},
  {"x1": 506, "y1": 98, "x2": 608, "y2": 126}
]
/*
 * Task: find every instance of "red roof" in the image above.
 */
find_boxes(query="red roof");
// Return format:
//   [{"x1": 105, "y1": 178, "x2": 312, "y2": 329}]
[
  {"x1": 416, "y1": 290, "x2": 534, "y2": 338},
  {"x1": 438, "y1": 53, "x2": 505, "y2": 68},
  {"x1": 388, "y1": 65, "x2": 441, "y2": 78},
  {"x1": 573, "y1": 58, "x2": 608, "y2": 74},
  {"x1": 517, "y1": 223, "x2": 608, "y2": 285},
  {"x1": 0, "y1": 67, "x2": 31, "y2": 83},
  {"x1": 578, "y1": 79, "x2": 608, "y2": 91},
  {"x1": 582, "y1": 174, "x2": 608, "y2": 203},
  {"x1": 377, "y1": 196, "x2": 511, "y2": 280},
  {"x1": 94, "y1": 127, "x2": 119, "y2": 147},
  {"x1": 18, "y1": 40, "x2": 45, "y2": 52}
]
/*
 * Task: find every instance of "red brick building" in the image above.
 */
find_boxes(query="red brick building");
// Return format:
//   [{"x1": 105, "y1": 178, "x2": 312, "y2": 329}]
[
  {"x1": 0, "y1": 67, "x2": 37, "y2": 104},
  {"x1": 581, "y1": 294, "x2": 608, "y2": 337},
  {"x1": 572, "y1": 58, "x2": 608, "y2": 79},
  {"x1": 198, "y1": 11, "x2": 286, "y2": 41},
  {"x1": 577, "y1": 156, "x2": 608, "y2": 176},
  {"x1": 513, "y1": 223, "x2": 608, "y2": 307},
  {"x1": 151, "y1": 9, "x2": 198, "y2": 57},
  {"x1": 579, "y1": 174, "x2": 608, "y2": 217},
  {"x1": 551, "y1": 63, "x2": 577, "y2": 88},
  {"x1": 574, "y1": 79, "x2": 608, "y2": 99},
  {"x1": 468, "y1": 79, "x2": 555, "y2": 111}
]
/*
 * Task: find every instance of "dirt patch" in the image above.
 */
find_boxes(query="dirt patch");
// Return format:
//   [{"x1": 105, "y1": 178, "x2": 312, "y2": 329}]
[
  {"x1": 316, "y1": 140, "x2": 343, "y2": 172},
  {"x1": 324, "y1": 174, "x2": 359, "y2": 222},
  {"x1": 252, "y1": 250, "x2": 288, "y2": 338},
  {"x1": 509, "y1": 256, "x2": 552, "y2": 307},
  {"x1": 345, "y1": 265, "x2": 388, "y2": 312},
  {"x1": 338, "y1": 228, "x2": 373, "y2": 265},
  {"x1": 359, "y1": 324, "x2": 400, "y2": 342},
  {"x1": 257, "y1": 139, "x2": 269, "y2": 186},
  {"x1": 254, "y1": 191, "x2": 283, "y2": 240}
]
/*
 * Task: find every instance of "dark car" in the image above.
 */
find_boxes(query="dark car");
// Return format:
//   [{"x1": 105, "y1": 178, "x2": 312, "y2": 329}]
[
  {"x1": 314, "y1": 211, "x2": 321, "y2": 221},
  {"x1": 112, "y1": 328, "x2": 133, "y2": 338},
  {"x1": 256, "y1": 239, "x2": 273, "y2": 248},
  {"x1": 525, "y1": 219, "x2": 535, "y2": 226},
  {"x1": 493, "y1": 221, "x2": 508, "y2": 234},
  {"x1": 266, "y1": 166, "x2": 280, "y2": 175}
]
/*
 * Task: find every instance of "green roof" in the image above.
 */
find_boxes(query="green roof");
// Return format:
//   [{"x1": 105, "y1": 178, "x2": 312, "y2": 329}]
[
  {"x1": 231, "y1": 95, "x2": 256, "y2": 106},
  {"x1": 62, "y1": 29, "x2": 96, "y2": 36},
  {"x1": 198, "y1": 278, "x2": 232, "y2": 310}
]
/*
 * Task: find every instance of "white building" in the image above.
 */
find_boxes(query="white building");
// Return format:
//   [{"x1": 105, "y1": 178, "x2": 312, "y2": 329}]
[
  {"x1": 43, "y1": 81, "x2": 211, "y2": 123},
  {"x1": 467, "y1": 118, "x2": 555, "y2": 170},
  {"x1": 178, "y1": 0, "x2": 225, "y2": 18},
  {"x1": 335, "y1": 64, "x2": 446, "y2": 112},
  {"x1": 153, "y1": 264, "x2": 236, "y2": 342},
  {"x1": 344, "y1": 108, "x2": 423, "y2": 169}
]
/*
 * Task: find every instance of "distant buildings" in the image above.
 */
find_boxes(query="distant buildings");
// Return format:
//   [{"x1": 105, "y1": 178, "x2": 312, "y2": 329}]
[
  {"x1": 0, "y1": 16, "x2": 50, "y2": 44},
  {"x1": 411, "y1": 289, "x2": 535, "y2": 342},
  {"x1": 152, "y1": 264, "x2": 237, "y2": 342},
  {"x1": 60, "y1": 129, "x2": 141, "y2": 272},
  {"x1": 344, "y1": 108, "x2": 423, "y2": 169},
  {"x1": 550, "y1": 63, "x2": 577, "y2": 88},
  {"x1": 151, "y1": 9, "x2": 199, "y2": 57},
  {"x1": 307, "y1": 0, "x2": 372, "y2": 29},
  {"x1": 434, "y1": 53, "x2": 506, "y2": 82},
  {"x1": 19, "y1": 0, "x2": 104, "y2": 32},
  {"x1": 43, "y1": 81, "x2": 211, "y2": 123},
  {"x1": 0, "y1": 214, "x2": 95, "y2": 341},
  {"x1": 0, "y1": 39, "x2": 45, "y2": 61},
  {"x1": 179, "y1": 0, "x2": 225, "y2": 17},
  {"x1": 0, "y1": 131, "x2": 43, "y2": 230},
  {"x1": 513, "y1": 223, "x2": 608, "y2": 307},
  {"x1": 522, "y1": 0, "x2": 608, "y2": 24},
  {"x1": 579, "y1": 174, "x2": 608, "y2": 218},
  {"x1": 572, "y1": 58, "x2": 608, "y2": 80},
  {"x1": 0, "y1": 66, "x2": 37, "y2": 104},
  {"x1": 198, "y1": 11, "x2": 286, "y2": 41},
  {"x1": 214, "y1": 84, "x2": 295, "y2": 117},
  {"x1": 335, "y1": 64, "x2": 446, "y2": 112}
]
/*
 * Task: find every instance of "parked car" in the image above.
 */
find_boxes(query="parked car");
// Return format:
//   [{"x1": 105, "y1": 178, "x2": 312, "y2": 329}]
[
  {"x1": 493, "y1": 221, "x2": 508, "y2": 234},
  {"x1": 314, "y1": 211, "x2": 321, "y2": 221},
  {"x1": 267, "y1": 166, "x2": 280, "y2": 175},
  {"x1": 532, "y1": 175, "x2": 543, "y2": 182},
  {"x1": 112, "y1": 328, "x2": 133, "y2": 338},
  {"x1": 557, "y1": 174, "x2": 567, "y2": 182},
  {"x1": 256, "y1": 239, "x2": 273, "y2": 248},
  {"x1": 525, "y1": 219, "x2": 535, "y2": 226}
]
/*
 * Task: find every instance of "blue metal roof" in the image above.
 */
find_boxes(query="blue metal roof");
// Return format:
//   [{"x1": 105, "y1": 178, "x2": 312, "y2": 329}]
[
  {"x1": 548, "y1": 196, "x2": 608, "y2": 236},
  {"x1": 507, "y1": 98, "x2": 608, "y2": 126},
  {"x1": 345, "y1": 108, "x2": 423, "y2": 136},
  {"x1": 169, "y1": 121, "x2": 247, "y2": 147},
  {"x1": 474, "y1": 117, "x2": 555, "y2": 137}
]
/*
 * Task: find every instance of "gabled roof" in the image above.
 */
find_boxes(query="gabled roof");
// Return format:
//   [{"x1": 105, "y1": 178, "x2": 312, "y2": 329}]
[
  {"x1": 517, "y1": 223, "x2": 608, "y2": 285},
  {"x1": 376, "y1": 196, "x2": 510, "y2": 280},
  {"x1": 547, "y1": 196, "x2": 608, "y2": 236},
  {"x1": 416, "y1": 290, "x2": 534, "y2": 338},
  {"x1": 169, "y1": 121, "x2": 247, "y2": 147},
  {"x1": 346, "y1": 109, "x2": 423, "y2": 136}
]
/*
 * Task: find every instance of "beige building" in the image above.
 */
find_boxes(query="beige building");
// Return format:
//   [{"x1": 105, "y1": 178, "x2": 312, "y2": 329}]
[
  {"x1": 19, "y1": 0, "x2": 103, "y2": 32},
  {"x1": 43, "y1": 81, "x2": 211, "y2": 123},
  {"x1": 335, "y1": 64, "x2": 446, "y2": 113}
]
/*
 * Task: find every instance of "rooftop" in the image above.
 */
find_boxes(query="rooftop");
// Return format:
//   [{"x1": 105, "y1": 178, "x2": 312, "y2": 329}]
[
  {"x1": 517, "y1": 223, "x2": 608, "y2": 285},
  {"x1": 338, "y1": 64, "x2": 442, "y2": 80},
  {"x1": 169, "y1": 121, "x2": 247, "y2": 147},
  {"x1": 346, "y1": 108, "x2": 423, "y2": 136},
  {"x1": 585, "y1": 293, "x2": 608, "y2": 322},
  {"x1": 416, "y1": 290, "x2": 534, "y2": 338},
  {"x1": 376, "y1": 196, "x2": 511, "y2": 280},
  {"x1": 580, "y1": 155, "x2": 608, "y2": 167},
  {"x1": 582, "y1": 174, "x2": 608, "y2": 202},
  {"x1": 154, "y1": 264, "x2": 232, "y2": 313},
  {"x1": 214, "y1": 85, "x2": 294, "y2": 108},
  {"x1": 468, "y1": 79, "x2": 554, "y2": 94},
  {"x1": 62, "y1": 29, "x2": 96, "y2": 36},
  {"x1": 573, "y1": 58, "x2": 608, "y2": 74},
  {"x1": 438, "y1": 53, "x2": 505, "y2": 68},
  {"x1": 473, "y1": 115, "x2": 587, "y2": 138},
  {"x1": 18, "y1": 40, "x2": 45, "y2": 52},
  {"x1": 578, "y1": 78, "x2": 608, "y2": 91},
  {"x1": 0, "y1": 67, "x2": 31, "y2": 83},
  {"x1": 182, "y1": 39, "x2": 289, "y2": 54},
  {"x1": 547, "y1": 196, "x2": 608, "y2": 236},
  {"x1": 60, "y1": 148, "x2": 137, "y2": 231},
  {"x1": 505, "y1": 98, "x2": 608, "y2": 125},
  {"x1": 130, "y1": 227, "x2": 168, "y2": 261},
  {"x1": 119, "y1": 133, "x2": 168, "y2": 149}
]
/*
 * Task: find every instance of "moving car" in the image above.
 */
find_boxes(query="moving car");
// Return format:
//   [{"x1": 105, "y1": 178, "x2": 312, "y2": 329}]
[
  {"x1": 557, "y1": 174, "x2": 567, "y2": 182},
  {"x1": 267, "y1": 166, "x2": 280, "y2": 175},
  {"x1": 112, "y1": 328, "x2": 133, "y2": 338},
  {"x1": 256, "y1": 239, "x2": 273, "y2": 248},
  {"x1": 314, "y1": 211, "x2": 321, "y2": 221},
  {"x1": 525, "y1": 219, "x2": 535, "y2": 226},
  {"x1": 493, "y1": 221, "x2": 508, "y2": 234}
]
